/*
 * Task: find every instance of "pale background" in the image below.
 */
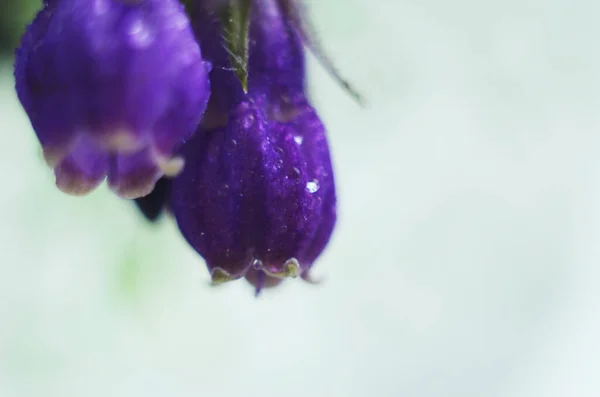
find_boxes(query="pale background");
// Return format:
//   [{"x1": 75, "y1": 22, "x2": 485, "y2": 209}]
[{"x1": 1, "y1": 0, "x2": 600, "y2": 396}]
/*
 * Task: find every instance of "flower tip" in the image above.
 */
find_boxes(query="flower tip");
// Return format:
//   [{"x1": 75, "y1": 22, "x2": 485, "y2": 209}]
[
  {"x1": 244, "y1": 268, "x2": 284, "y2": 295},
  {"x1": 55, "y1": 172, "x2": 102, "y2": 197},
  {"x1": 155, "y1": 155, "x2": 185, "y2": 177},
  {"x1": 210, "y1": 267, "x2": 237, "y2": 285},
  {"x1": 263, "y1": 258, "x2": 301, "y2": 279},
  {"x1": 109, "y1": 174, "x2": 160, "y2": 199},
  {"x1": 110, "y1": 182, "x2": 156, "y2": 200}
]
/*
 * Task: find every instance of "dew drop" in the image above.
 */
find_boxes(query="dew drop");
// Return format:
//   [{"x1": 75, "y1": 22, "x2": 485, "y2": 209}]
[
  {"x1": 252, "y1": 259, "x2": 264, "y2": 269},
  {"x1": 306, "y1": 180, "x2": 319, "y2": 193},
  {"x1": 294, "y1": 135, "x2": 304, "y2": 145}
]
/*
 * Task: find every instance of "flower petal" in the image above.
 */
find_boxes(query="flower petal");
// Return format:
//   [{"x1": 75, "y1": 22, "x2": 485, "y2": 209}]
[{"x1": 54, "y1": 137, "x2": 108, "y2": 196}]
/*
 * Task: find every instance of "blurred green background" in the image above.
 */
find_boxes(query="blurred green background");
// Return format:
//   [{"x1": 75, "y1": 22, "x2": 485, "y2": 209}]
[
  {"x1": 0, "y1": 0, "x2": 38, "y2": 54},
  {"x1": 2, "y1": 1, "x2": 600, "y2": 397}
]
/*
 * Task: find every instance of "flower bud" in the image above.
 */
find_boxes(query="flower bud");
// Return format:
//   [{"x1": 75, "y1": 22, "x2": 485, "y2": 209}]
[
  {"x1": 15, "y1": 0, "x2": 211, "y2": 198},
  {"x1": 166, "y1": 0, "x2": 338, "y2": 294},
  {"x1": 171, "y1": 97, "x2": 336, "y2": 293}
]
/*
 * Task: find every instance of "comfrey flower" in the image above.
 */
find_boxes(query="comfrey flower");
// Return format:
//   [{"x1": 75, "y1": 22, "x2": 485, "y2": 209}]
[
  {"x1": 169, "y1": 0, "x2": 337, "y2": 293},
  {"x1": 171, "y1": 97, "x2": 336, "y2": 293},
  {"x1": 16, "y1": 0, "x2": 357, "y2": 295},
  {"x1": 15, "y1": 0, "x2": 211, "y2": 198}
]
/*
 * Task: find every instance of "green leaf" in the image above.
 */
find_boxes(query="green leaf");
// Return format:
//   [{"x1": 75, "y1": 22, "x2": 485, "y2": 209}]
[{"x1": 220, "y1": 0, "x2": 252, "y2": 93}]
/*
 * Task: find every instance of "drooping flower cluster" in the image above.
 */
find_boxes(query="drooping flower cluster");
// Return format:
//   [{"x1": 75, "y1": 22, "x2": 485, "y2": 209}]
[{"x1": 15, "y1": 0, "x2": 349, "y2": 294}]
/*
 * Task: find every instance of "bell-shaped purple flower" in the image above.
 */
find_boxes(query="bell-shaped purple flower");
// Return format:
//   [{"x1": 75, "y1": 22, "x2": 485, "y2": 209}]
[
  {"x1": 169, "y1": 0, "x2": 337, "y2": 293},
  {"x1": 170, "y1": 96, "x2": 336, "y2": 293},
  {"x1": 15, "y1": 0, "x2": 211, "y2": 198}
]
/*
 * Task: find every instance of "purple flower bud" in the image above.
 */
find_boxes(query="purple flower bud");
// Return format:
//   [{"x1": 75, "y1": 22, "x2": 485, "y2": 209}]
[
  {"x1": 170, "y1": 96, "x2": 336, "y2": 293},
  {"x1": 164, "y1": 0, "x2": 338, "y2": 294},
  {"x1": 15, "y1": 0, "x2": 211, "y2": 198}
]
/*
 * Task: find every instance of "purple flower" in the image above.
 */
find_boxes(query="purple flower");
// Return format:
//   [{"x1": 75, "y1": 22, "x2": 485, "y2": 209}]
[
  {"x1": 171, "y1": 97, "x2": 336, "y2": 294},
  {"x1": 170, "y1": 0, "x2": 337, "y2": 293},
  {"x1": 15, "y1": 0, "x2": 350, "y2": 295},
  {"x1": 15, "y1": 0, "x2": 211, "y2": 198}
]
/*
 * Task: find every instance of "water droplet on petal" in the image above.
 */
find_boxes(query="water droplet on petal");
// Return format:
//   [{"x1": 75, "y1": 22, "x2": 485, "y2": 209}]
[{"x1": 306, "y1": 180, "x2": 319, "y2": 193}]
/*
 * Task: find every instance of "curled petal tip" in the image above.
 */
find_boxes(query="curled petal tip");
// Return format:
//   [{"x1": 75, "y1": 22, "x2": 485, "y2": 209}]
[
  {"x1": 263, "y1": 258, "x2": 300, "y2": 279},
  {"x1": 210, "y1": 267, "x2": 237, "y2": 285},
  {"x1": 56, "y1": 179, "x2": 100, "y2": 197},
  {"x1": 244, "y1": 268, "x2": 284, "y2": 295},
  {"x1": 55, "y1": 170, "x2": 104, "y2": 197},
  {"x1": 107, "y1": 149, "x2": 165, "y2": 199},
  {"x1": 53, "y1": 142, "x2": 108, "y2": 196},
  {"x1": 108, "y1": 173, "x2": 159, "y2": 200},
  {"x1": 155, "y1": 155, "x2": 185, "y2": 177},
  {"x1": 110, "y1": 181, "x2": 157, "y2": 200}
]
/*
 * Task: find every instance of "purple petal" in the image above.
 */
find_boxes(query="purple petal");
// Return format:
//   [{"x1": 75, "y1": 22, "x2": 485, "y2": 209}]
[
  {"x1": 107, "y1": 148, "x2": 162, "y2": 200},
  {"x1": 54, "y1": 137, "x2": 108, "y2": 196}
]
